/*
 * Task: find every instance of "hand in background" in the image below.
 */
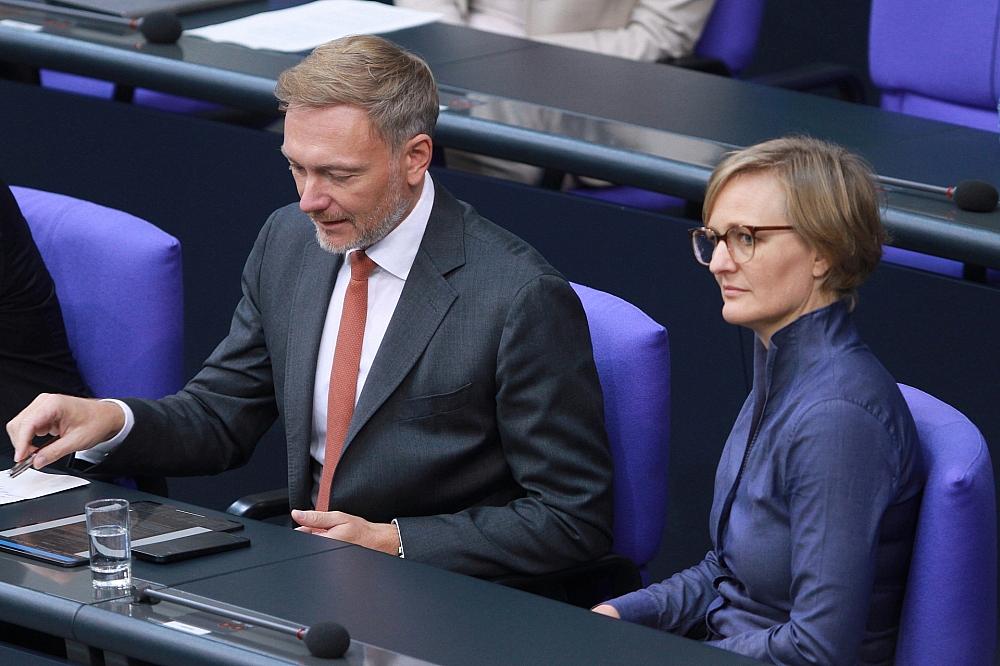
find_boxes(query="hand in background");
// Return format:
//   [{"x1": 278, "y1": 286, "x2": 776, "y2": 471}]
[
  {"x1": 6, "y1": 394, "x2": 124, "y2": 470},
  {"x1": 591, "y1": 604, "x2": 621, "y2": 619}
]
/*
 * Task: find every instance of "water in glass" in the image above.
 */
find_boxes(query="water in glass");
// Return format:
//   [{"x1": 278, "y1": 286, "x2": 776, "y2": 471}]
[
  {"x1": 89, "y1": 523, "x2": 131, "y2": 588},
  {"x1": 86, "y1": 498, "x2": 131, "y2": 589}
]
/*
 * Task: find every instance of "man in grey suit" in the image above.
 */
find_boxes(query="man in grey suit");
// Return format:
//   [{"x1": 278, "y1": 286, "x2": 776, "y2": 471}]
[{"x1": 7, "y1": 35, "x2": 613, "y2": 578}]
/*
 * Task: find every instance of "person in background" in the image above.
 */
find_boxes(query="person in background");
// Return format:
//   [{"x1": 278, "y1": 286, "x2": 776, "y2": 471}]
[
  {"x1": 0, "y1": 178, "x2": 89, "y2": 458},
  {"x1": 7, "y1": 35, "x2": 613, "y2": 580},
  {"x1": 593, "y1": 136, "x2": 924, "y2": 665},
  {"x1": 396, "y1": 0, "x2": 714, "y2": 62},
  {"x1": 396, "y1": 0, "x2": 715, "y2": 185}
]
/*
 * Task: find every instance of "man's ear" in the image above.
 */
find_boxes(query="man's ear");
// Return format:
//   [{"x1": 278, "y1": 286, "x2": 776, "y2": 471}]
[{"x1": 403, "y1": 133, "x2": 433, "y2": 187}]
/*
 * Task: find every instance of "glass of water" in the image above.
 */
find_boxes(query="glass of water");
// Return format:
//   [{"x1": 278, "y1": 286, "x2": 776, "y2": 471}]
[{"x1": 85, "y1": 499, "x2": 131, "y2": 589}]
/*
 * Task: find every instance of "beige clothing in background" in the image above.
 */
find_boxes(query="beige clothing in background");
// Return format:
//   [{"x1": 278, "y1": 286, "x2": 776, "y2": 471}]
[
  {"x1": 398, "y1": 0, "x2": 715, "y2": 62},
  {"x1": 398, "y1": 0, "x2": 716, "y2": 184}
]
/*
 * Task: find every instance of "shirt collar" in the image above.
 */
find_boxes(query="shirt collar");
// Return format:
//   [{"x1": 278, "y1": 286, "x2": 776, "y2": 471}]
[{"x1": 359, "y1": 174, "x2": 435, "y2": 281}]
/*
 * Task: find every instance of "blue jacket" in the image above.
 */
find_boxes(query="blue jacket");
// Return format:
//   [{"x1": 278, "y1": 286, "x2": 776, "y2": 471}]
[{"x1": 609, "y1": 300, "x2": 923, "y2": 665}]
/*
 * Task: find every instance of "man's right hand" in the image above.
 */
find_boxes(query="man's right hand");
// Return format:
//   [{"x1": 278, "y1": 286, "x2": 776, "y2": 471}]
[{"x1": 6, "y1": 394, "x2": 125, "y2": 470}]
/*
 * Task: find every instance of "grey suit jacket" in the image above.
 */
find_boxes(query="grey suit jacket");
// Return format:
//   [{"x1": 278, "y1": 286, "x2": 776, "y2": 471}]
[{"x1": 102, "y1": 184, "x2": 613, "y2": 577}]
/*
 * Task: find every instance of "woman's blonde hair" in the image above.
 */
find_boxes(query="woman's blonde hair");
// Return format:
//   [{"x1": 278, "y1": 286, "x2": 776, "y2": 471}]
[
  {"x1": 275, "y1": 34, "x2": 439, "y2": 150},
  {"x1": 703, "y1": 136, "x2": 885, "y2": 304}
]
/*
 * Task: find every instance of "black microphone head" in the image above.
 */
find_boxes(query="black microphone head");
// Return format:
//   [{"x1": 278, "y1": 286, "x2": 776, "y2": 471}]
[
  {"x1": 302, "y1": 621, "x2": 350, "y2": 659},
  {"x1": 952, "y1": 180, "x2": 999, "y2": 213},
  {"x1": 139, "y1": 11, "x2": 182, "y2": 44}
]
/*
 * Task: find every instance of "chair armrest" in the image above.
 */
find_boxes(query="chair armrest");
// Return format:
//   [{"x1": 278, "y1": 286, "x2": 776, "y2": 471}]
[
  {"x1": 491, "y1": 553, "x2": 642, "y2": 609},
  {"x1": 226, "y1": 488, "x2": 290, "y2": 520}
]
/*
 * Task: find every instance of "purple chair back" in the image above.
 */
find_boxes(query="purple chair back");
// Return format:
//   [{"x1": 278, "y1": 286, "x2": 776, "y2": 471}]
[
  {"x1": 11, "y1": 187, "x2": 184, "y2": 399},
  {"x1": 896, "y1": 384, "x2": 997, "y2": 665},
  {"x1": 880, "y1": 246, "x2": 965, "y2": 279},
  {"x1": 40, "y1": 71, "x2": 221, "y2": 115},
  {"x1": 571, "y1": 283, "x2": 670, "y2": 573},
  {"x1": 869, "y1": 0, "x2": 1000, "y2": 131},
  {"x1": 694, "y1": 0, "x2": 766, "y2": 76}
]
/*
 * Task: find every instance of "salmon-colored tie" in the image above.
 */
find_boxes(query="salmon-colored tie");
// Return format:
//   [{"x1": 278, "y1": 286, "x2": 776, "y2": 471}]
[{"x1": 316, "y1": 250, "x2": 377, "y2": 511}]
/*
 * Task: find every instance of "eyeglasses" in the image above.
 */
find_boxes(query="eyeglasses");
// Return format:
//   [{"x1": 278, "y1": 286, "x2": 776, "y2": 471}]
[{"x1": 688, "y1": 225, "x2": 795, "y2": 266}]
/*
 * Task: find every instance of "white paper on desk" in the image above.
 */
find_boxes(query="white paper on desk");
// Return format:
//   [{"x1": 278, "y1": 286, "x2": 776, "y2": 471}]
[
  {"x1": 186, "y1": 0, "x2": 441, "y2": 52},
  {"x1": 0, "y1": 468, "x2": 89, "y2": 505}
]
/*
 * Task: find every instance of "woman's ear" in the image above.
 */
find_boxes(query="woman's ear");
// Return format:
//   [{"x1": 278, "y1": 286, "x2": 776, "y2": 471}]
[{"x1": 812, "y1": 251, "x2": 831, "y2": 280}]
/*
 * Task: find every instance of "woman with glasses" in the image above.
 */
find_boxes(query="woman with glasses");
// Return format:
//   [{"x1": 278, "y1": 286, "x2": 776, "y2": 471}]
[{"x1": 593, "y1": 136, "x2": 923, "y2": 666}]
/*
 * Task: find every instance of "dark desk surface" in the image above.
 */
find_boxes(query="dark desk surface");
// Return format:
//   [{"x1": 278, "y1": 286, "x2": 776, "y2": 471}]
[
  {"x1": 0, "y1": 9, "x2": 997, "y2": 265},
  {"x1": 0, "y1": 480, "x2": 345, "y2": 641},
  {"x1": 0, "y1": 480, "x2": 347, "y2": 592},
  {"x1": 161, "y1": 545, "x2": 761, "y2": 665},
  {"x1": 0, "y1": 479, "x2": 758, "y2": 665}
]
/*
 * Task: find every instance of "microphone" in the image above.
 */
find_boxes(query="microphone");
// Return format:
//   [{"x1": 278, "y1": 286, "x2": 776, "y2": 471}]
[
  {"x1": 135, "y1": 585, "x2": 351, "y2": 659},
  {"x1": 877, "y1": 175, "x2": 999, "y2": 213},
  {"x1": 0, "y1": 0, "x2": 182, "y2": 44}
]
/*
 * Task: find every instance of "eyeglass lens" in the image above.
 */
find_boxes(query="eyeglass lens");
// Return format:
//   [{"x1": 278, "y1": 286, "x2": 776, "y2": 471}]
[{"x1": 692, "y1": 227, "x2": 755, "y2": 265}]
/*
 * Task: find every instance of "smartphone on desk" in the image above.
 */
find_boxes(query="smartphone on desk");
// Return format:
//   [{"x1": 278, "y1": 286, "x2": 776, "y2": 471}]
[{"x1": 132, "y1": 531, "x2": 250, "y2": 563}]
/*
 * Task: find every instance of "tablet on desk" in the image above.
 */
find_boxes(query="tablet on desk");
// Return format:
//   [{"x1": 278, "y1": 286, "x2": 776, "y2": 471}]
[
  {"x1": 0, "y1": 501, "x2": 244, "y2": 567},
  {"x1": 132, "y1": 530, "x2": 250, "y2": 562}
]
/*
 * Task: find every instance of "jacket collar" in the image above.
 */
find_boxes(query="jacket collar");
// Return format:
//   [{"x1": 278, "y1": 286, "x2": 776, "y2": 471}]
[{"x1": 752, "y1": 299, "x2": 858, "y2": 400}]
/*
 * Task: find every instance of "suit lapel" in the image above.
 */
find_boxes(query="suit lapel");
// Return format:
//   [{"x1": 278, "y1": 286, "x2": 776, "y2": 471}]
[
  {"x1": 344, "y1": 186, "x2": 467, "y2": 450},
  {"x1": 284, "y1": 238, "x2": 342, "y2": 505}
]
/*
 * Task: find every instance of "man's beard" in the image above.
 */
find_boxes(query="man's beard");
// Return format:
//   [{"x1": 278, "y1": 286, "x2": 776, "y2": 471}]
[{"x1": 312, "y1": 181, "x2": 411, "y2": 254}]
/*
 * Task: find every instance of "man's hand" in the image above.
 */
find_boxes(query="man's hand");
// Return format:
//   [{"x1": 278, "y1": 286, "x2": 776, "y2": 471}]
[
  {"x1": 6, "y1": 394, "x2": 125, "y2": 470},
  {"x1": 291, "y1": 509, "x2": 400, "y2": 556},
  {"x1": 591, "y1": 604, "x2": 621, "y2": 619}
]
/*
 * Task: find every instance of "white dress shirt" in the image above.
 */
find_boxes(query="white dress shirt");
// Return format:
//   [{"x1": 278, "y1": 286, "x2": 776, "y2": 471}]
[{"x1": 308, "y1": 175, "x2": 434, "y2": 495}]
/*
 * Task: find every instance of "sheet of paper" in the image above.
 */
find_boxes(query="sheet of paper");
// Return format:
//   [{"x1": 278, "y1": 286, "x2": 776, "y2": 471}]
[
  {"x1": 186, "y1": 0, "x2": 441, "y2": 52},
  {"x1": 0, "y1": 468, "x2": 89, "y2": 505}
]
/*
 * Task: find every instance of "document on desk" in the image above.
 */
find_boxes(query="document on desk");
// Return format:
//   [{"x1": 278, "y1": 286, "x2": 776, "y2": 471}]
[
  {"x1": 0, "y1": 468, "x2": 89, "y2": 505},
  {"x1": 186, "y1": 0, "x2": 441, "y2": 52}
]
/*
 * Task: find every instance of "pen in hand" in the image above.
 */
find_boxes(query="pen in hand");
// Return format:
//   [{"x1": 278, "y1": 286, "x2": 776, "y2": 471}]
[{"x1": 9, "y1": 435, "x2": 59, "y2": 478}]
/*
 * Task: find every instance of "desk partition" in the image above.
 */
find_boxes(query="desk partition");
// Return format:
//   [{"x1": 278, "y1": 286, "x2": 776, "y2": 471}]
[{"x1": 0, "y1": 11, "x2": 998, "y2": 265}]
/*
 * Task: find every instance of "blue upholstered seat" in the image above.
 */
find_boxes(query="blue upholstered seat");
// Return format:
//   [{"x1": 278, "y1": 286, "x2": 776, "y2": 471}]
[
  {"x1": 895, "y1": 384, "x2": 997, "y2": 665},
  {"x1": 571, "y1": 283, "x2": 670, "y2": 579},
  {"x1": 11, "y1": 187, "x2": 184, "y2": 400}
]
